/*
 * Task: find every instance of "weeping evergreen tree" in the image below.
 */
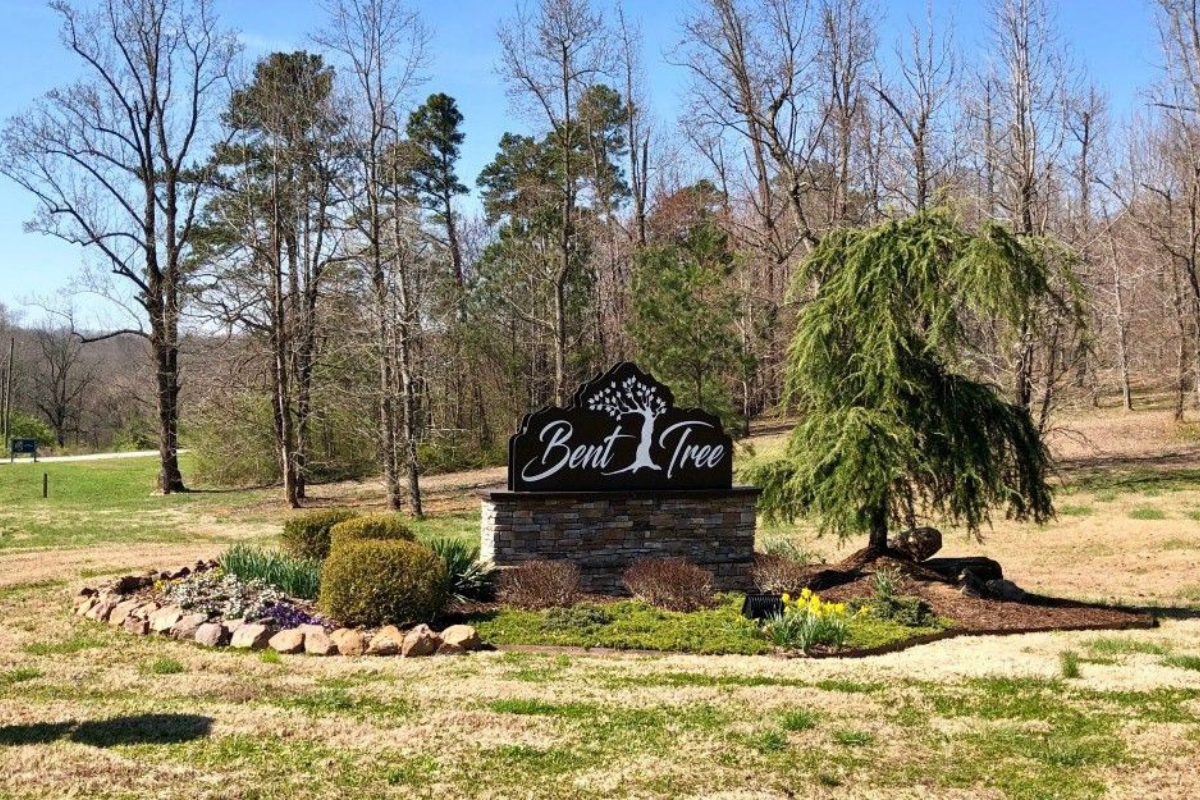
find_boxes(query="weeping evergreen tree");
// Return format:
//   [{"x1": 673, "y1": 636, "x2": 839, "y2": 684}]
[{"x1": 745, "y1": 209, "x2": 1076, "y2": 553}]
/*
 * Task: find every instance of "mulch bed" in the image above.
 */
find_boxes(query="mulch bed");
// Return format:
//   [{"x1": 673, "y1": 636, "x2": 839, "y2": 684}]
[
  {"x1": 446, "y1": 555, "x2": 1157, "y2": 659},
  {"x1": 816, "y1": 573, "x2": 1154, "y2": 635}
]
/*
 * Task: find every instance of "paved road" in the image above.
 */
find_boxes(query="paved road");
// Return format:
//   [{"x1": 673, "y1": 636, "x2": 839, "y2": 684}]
[{"x1": 0, "y1": 449, "x2": 178, "y2": 465}]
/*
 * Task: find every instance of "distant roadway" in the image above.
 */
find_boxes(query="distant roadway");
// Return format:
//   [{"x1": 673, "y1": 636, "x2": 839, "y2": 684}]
[{"x1": 0, "y1": 449, "x2": 181, "y2": 464}]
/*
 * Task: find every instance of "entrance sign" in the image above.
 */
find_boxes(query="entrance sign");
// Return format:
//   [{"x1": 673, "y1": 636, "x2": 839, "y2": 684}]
[
  {"x1": 508, "y1": 362, "x2": 733, "y2": 492},
  {"x1": 9, "y1": 438, "x2": 38, "y2": 463}
]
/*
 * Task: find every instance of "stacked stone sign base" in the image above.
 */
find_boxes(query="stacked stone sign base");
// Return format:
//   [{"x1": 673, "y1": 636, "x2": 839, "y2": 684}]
[{"x1": 480, "y1": 487, "x2": 759, "y2": 593}]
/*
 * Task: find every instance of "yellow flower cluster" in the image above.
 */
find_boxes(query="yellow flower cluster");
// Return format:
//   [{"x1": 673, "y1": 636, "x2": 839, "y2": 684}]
[{"x1": 780, "y1": 588, "x2": 848, "y2": 619}]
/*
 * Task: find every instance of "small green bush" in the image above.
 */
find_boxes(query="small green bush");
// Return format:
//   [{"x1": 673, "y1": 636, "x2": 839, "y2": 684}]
[
  {"x1": 541, "y1": 605, "x2": 614, "y2": 632},
  {"x1": 282, "y1": 509, "x2": 360, "y2": 561},
  {"x1": 850, "y1": 567, "x2": 938, "y2": 628},
  {"x1": 759, "y1": 536, "x2": 818, "y2": 566},
  {"x1": 854, "y1": 594, "x2": 937, "y2": 628},
  {"x1": 426, "y1": 537, "x2": 495, "y2": 603},
  {"x1": 329, "y1": 514, "x2": 414, "y2": 552},
  {"x1": 319, "y1": 539, "x2": 448, "y2": 627},
  {"x1": 220, "y1": 543, "x2": 322, "y2": 600}
]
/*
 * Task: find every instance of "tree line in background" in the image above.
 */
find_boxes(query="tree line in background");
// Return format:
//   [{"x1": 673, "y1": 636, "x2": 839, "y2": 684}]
[{"x1": 4, "y1": 0, "x2": 1200, "y2": 512}]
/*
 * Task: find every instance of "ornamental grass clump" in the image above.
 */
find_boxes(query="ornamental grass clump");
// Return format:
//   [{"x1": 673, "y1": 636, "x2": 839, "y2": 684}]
[
  {"x1": 427, "y1": 537, "x2": 495, "y2": 603},
  {"x1": 319, "y1": 539, "x2": 448, "y2": 628},
  {"x1": 328, "y1": 514, "x2": 414, "y2": 551},
  {"x1": 220, "y1": 543, "x2": 321, "y2": 600},
  {"x1": 762, "y1": 588, "x2": 851, "y2": 653},
  {"x1": 622, "y1": 557, "x2": 715, "y2": 612},
  {"x1": 281, "y1": 509, "x2": 360, "y2": 561}
]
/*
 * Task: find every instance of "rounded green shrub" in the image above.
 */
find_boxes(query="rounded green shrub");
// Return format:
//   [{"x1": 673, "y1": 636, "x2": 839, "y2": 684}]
[
  {"x1": 281, "y1": 509, "x2": 360, "y2": 561},
  {"x1": 319, "y1": 539, "x2": 449, "y2": 627},
  {"x1": 328, "y1": 513, "x2": 414, "y2": 551}
]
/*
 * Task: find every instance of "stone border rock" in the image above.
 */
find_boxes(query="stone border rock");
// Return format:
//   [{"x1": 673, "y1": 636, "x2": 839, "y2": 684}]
[{"x1": 72, "y1": 564, "x2": 485, "y2": 659}]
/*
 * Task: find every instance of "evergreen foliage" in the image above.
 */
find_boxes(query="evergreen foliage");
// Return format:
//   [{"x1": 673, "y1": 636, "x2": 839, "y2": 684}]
[
  {"x1": 328, "y1": 514, "x2": 415, "y2": 551},
  {"x1": 400, "y1": 92, "x2": 467, "y2": 220},
  {"x1": 319, "y1": 539, "x2": 448, "y2": 627},
  {"x1": 281, "y1": 508, "x2": 360, "y2": 561},
  {"x1": 629, "y1": 216, "x2": 752, "y2": 430},
  {"x1": 744, "y1": 209, "x2": 1068, "y2": 546}
]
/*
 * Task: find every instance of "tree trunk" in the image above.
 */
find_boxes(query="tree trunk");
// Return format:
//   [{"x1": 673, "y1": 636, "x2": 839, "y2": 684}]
[
  {"x1": 868, "y1": 504, "x2": 888, "y2": 551},
  {"x1": 153, "y1": 335, "x2": 185, "y2": 494},
  {"x1": 553, "y1": 277, "x2": 568, "y2": 406}
]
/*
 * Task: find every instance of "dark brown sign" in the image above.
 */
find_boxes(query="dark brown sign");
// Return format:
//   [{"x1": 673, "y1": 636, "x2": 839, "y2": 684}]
[{"x1": 508, "y1": 363, "x2": 733, "y2": 492}]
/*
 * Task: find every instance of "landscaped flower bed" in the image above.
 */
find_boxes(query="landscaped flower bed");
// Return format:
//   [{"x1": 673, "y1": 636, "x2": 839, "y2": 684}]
[
  {"x1": 467, "y1": 593, "x2": 946, "y2": 656},
  {"x1": 71, "y1": 505, "x2": 495, "y2": 660},
  {"x1": 68, "y1": 509, "x2": 1156, "y2": 660},
  {"x1": 73, "y1": 563, "x2": 485, "y2": 657}
]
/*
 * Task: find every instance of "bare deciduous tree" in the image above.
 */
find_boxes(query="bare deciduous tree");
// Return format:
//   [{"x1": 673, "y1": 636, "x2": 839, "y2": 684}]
[
  {"x1": 317, "y1": 0, "x2": 429, "y2": 514},
  {"x1": 497, "y1": 0, "x2": 611, "y2": 404},
  {"x1": 0, "y1": 0, "x2": 237, "y2": 492}
]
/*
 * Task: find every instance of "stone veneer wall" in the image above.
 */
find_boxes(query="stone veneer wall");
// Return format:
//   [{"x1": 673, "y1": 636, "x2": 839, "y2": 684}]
[{"x1": 480, "y1": 488, "x2": 759, "y2": 594}]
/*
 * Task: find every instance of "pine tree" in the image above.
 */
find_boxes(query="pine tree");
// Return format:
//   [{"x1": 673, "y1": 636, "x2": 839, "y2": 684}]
[
  {"x1": 401, "y1": 93, "x2": 468, "y2": 288},
  {"x1": 628, "y1": 219, "x2": 751, "y2": 430},
  {"x1": 745, "y1": 209, "x2": 1070, "y2": 553}
]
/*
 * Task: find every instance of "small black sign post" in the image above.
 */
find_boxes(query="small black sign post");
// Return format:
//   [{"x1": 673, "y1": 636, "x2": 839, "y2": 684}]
[
  {"x1": 508, "y1": 362, "x2": 733, "y2": 492},
  {"x1": 9, "y1": 438, "x2": 38, "y2": 464}
]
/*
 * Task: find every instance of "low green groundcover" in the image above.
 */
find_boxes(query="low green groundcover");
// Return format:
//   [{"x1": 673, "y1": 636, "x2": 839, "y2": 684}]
[{"x1": 469, "y1": 595, "x2": 949, "y2": 656}]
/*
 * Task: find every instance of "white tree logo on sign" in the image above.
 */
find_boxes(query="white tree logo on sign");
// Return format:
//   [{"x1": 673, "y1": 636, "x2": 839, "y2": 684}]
[{"x1": 587, "y1": 375, "x2": 668, "y2": 474}]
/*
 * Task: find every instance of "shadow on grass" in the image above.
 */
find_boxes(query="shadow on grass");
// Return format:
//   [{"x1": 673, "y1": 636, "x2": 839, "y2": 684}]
[
  {"x1": 0, "y1": 713, "x2": 212, "y2": 747},
  {"x1": 1126, "y1": 606, "x2": 1200, "y2": 622},
  {"x1": 1058, "y1": 456, "x2": 1200, "y2": 494}
]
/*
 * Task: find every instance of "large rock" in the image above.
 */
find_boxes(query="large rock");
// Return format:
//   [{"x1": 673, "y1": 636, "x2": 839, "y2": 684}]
[
  {"x1": 149, "y1": 605, "x2": 185, "y2": 634},
  {"x1": 85, "y1": 594, "x2": 119, "y2": 622},
  {"x1": 440, "y1": 625, "x2": 482, "y2": 652},
  {"x1": 123, "y1": 616, "x2": 150, "y2": 636},
  {"x1": 171, "y1": 613, "x2": 209, "y2": 640},
  {"x1": 110, "y1": 574, "x2": 154, "y2": 594},
  {"x1": 75, "y1": 596, "x2": 98, "y2": 618},
  {"x1": 230, "y1": 623, "x2": 272, "y2": 650},
  {"x1": 435, "y1": 641, "x2": 465, "y2": 656},
  {"x1": 194, "y1": 622, "x2": 230, "y2": 647},
  {"x1": 108, "y1": 599, "x2": 142, "y2": 627},
  {"x1": 73, "y1": 589, "x2": 97, "y2": 614},
  {"x1": 890, "y1": 527, "x2": 943, "y2": 561},
  {"x1": 925, "y1": 557, "x2": 1004, "y2": 584},
  {"x1": 367, "y1": 625, "x2": 404, "y2": 656},
  {"x1": 401, "y1": 624, "x2": 440, "y2": 658},
  {"x1": 304, "y1": 631, "x2": 338, "y2": 656},
  {"x1": 131, "y1": 602, "x2": 160, "y2": 621},
  {"x1": 959, "y1": 570, "x2": 988, "y2": 599},
  {"x1": 985, "y1": 579, "x2": 1027, "y2": 602},
  {"x1": 330, "y1": 628, "x2": 366, "y2": 656},
  {"x1": 268, "y1": 628, "x2": 305, "y2": 654}
]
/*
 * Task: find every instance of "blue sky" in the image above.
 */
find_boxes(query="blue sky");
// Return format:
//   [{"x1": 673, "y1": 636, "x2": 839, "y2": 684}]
[{"x1": 0, "y1": 0, "x2": 1162, "y2": 324}]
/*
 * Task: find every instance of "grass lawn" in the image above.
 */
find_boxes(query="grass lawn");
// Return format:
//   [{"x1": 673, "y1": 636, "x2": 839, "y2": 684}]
[
  {"x1": 0, "y1": 455, "x2": 281, "y2": 551},
  {"x1": 0, "y1": 587, "x2": 1197, "y2": 799},
  {"x1": 0, "y1": 408, "x2": 1199, "y2": 797},
  {"x1": 0, "y1": 456, "x2": 481, "y2": 555}
]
